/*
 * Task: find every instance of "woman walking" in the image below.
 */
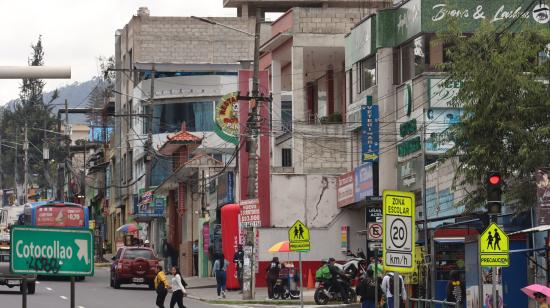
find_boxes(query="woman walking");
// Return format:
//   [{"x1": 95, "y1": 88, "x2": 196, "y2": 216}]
[
  {"x1": 154, "y1": 265, "x2": 170, "y2": 308},
  {"x1": 213, "y1": 253, "x2": 228, "y2": 298},
  {"x1": 170, "y1": 266, "x2": 187, "y2": 308}
]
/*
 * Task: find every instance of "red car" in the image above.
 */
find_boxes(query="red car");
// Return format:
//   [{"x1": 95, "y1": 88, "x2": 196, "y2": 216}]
[{"x1": 110, "y1": 247, "x2": 159, "y2": 289}]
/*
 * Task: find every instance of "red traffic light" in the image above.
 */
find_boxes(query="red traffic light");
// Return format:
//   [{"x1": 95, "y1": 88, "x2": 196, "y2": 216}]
[{"x1": 489, "y1": 175, "x2": 501, "y2": 185}]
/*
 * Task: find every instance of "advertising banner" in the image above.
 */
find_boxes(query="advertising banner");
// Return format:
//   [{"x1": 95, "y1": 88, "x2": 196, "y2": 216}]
[
  {"x1": 354, "y1": 162, "x2": 374, "y2": 201},
  {"x1": 361, "y1": 104, "x2": 379, "y2": 162},
  {"x1": 240, "y1": 199, "x2": 261, "y2": 228},
  {"x1": 214, "y1": 92, "x2": 239, "y2": 145},
  {"x1": 425, "y1": 108, "x2": 462, "y2": 154},
  {"x1": 35, "y1": 206, "x2": 85, "y2": 228},
  {"x1": 536, "y1": 168, "x2": 550, "y2": 225},
  {"x1": 337, "y1": 171, "x2": 355, "y2": 208},
  {"x1": 135, "y1": 188, "x2": 165, "y2": 217}
]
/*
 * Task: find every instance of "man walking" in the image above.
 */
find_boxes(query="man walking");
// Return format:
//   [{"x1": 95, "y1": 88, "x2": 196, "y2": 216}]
[
  {"x1": 381, "y1": 272, "x2": 407, "y2": 308},
  {"x1": 233, "y1": 244, "x2": 244, "y2": 293}
]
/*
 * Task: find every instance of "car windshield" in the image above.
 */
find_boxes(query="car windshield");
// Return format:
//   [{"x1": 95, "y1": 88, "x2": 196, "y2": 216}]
[{"x1": 123, "y1": 249, "x2": 154, "y2": 260}]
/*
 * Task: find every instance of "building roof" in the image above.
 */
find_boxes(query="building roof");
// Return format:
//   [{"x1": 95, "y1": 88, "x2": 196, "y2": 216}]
[{"x1": 158, "y1": 123, "x2": 203, "y2": 156}]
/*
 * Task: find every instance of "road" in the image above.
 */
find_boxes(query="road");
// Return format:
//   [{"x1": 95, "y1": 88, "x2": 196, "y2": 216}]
[{"x1": 0, "y1": 267, "x2": 219, "y2": 308}]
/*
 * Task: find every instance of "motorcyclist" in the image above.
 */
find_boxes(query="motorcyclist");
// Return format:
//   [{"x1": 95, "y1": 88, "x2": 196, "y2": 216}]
[{"x1": 328, "y1": 257, "x2": 351, "y2": 304}]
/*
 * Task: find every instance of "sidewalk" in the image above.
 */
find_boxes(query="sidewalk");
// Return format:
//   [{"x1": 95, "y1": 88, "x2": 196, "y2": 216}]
[{"x1": 184, "y1": 277, "x2": 359, "y2": 307}]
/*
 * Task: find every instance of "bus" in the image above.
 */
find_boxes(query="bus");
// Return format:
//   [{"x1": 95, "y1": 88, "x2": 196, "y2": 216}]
[{"x1": 23, "y1": 201, "x2": 89, "y2": 229}]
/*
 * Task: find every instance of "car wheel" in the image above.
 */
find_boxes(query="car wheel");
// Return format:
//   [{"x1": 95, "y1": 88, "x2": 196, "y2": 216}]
[
  {"x1": 113, "y1": 275, "x2": 121, "y2": 289},
  {"x1": 110, "y1": 273, "x2": 114, "y2": 287},
  {"x1": 22, "y1": 282, "x2": 36, "y2": 295}
]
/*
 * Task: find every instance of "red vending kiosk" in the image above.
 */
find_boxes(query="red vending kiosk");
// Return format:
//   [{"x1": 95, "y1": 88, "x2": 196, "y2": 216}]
[{"x1": 221, "y1": 203, "x2": 240, "y2": 289}]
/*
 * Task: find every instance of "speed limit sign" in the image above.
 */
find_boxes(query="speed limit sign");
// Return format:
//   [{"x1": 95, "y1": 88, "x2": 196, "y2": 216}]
[{"x1": 383, "y1": 190, "x2": 415, "y2": 273}]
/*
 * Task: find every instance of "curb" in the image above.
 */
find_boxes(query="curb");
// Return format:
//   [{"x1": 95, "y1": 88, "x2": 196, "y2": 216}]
[
  {"x1": 94, "y1": 263, "x2": 110, "y2": 268},
  {"x1": 188, "y1": 297, "x2": 361, "y2": 307}
]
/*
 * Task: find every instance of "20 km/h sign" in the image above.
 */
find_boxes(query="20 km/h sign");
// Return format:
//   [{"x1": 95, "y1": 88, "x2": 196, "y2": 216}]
[
  {"x1": 10, "y1": 226, "x2": 94, "y2": 276},
  {"x1": 383, "y1": 190, "x2": 415, "y2": 273}
]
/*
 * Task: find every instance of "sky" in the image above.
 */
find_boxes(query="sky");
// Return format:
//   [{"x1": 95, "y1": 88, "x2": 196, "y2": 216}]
[{"x1": 0, "y1": 0, "x2": 277, "y2": 105}]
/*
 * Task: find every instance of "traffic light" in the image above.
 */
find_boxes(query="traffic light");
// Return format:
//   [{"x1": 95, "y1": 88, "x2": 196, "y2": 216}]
[{"x1": 486, "y1": 172, "x2": 503, "y2": 214}]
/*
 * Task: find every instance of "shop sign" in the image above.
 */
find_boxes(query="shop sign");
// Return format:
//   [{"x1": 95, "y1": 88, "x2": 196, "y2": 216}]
[
  {"x1": 217, "y1": 171, "x2": 234, "y2": 206},
  {"x1": 397, "y1": 136, "x2": 421, "y2": 157},
  {"x1": 240, "y1": 199, "x2": 261, "y2": 228},
  {"x1": 135, "y1": 188, "x2": 164, "y2": 217},
  {"x1": 345, "y1": 18, "x2": 374, "y2": 69},
  {"x1": 400, "y1": 119, "x2": 417, "y2": 137},
  {"x1": 202, "y1": 223, "x2": 210, "y2": 253},
  {"x1": 397, "y1": 157, "x2": 423, "y2": 191},
  {"x1": 354, "y1": 163, "x2": 374, "y2": 201},
  {"x1": 361, "y1": 104, "x2": 379, "y2": 162},
  {"x1": 340, "y1": 226, "x2": 350, "y2": 253},
  {"x1": 425, "y1": 108, "x2": 462, "y2": 154},
  {"x1": 337, "y1": 171, "x2": 355, "y2": 208},
  {"x1": 428, "y1": 78, "x2": 463, "y2": 108},
  {"x1": 214, "y1": 92, "x2": 239, "y2": 145}
]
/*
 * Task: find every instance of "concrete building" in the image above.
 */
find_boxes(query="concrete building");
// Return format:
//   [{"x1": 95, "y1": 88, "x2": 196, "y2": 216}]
[
  {"x1": 112, "y1": 7, "x2": 259, "y2": 276},
  {"x1": 344, "y1": 0, "x2": 542, "y2": 305}
]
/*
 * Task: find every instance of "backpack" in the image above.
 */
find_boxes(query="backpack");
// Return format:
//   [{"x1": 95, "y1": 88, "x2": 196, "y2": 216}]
[
  {"x1": 357, "y1": 277, "x2": 376, "y2": 300},
  {"x1": 315, "y1": 265, "x2": 332, "y2": 281},
  {"x1": 387, "y1": 273, "x2": 402, "y2": 297}
]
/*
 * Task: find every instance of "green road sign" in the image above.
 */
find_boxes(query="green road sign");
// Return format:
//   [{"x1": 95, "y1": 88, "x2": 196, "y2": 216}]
[{"x1": 10, "y1": 226, "x2": 94, "y2": 276}]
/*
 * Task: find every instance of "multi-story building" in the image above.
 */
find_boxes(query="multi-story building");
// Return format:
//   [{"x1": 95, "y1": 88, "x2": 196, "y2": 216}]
[
  {"x1": 344, "y1": 0, "x2": 543, "y2": 305},
  {"x1": 112, "y1": 7, "x2": 260, "y2": 275}
]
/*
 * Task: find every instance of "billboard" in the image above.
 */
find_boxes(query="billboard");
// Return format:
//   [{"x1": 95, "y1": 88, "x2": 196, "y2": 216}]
[
  {"x1": 135, "y1": 188, "x2": 165, "y2": 217},
  {"x1": 425, "y1": 108, "x2": 462, "y2": 154},
  {"x1": 354, "y1": 163, "x2": 374, "y2": 201},
  {"x1": 214, "y1": 92, "x2": 239, "y2": 145},
  {"x1": 35, "y1": 206, "x2": 85, "y2": 228}
]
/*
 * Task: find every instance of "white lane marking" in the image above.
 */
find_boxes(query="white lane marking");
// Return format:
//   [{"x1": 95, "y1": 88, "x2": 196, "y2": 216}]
[
  {"x1": 77, "y1": 306, "x2": 86, "y2": 308},
  {"x1": 60, "y1": 296, "x2": 68, "y2": 300},
  {"x1": 46, "y1": 287, "x2": 53, "y2": 291},
  {"x1": 35, "y1": 281, "x2": 40, "y2": 284}
]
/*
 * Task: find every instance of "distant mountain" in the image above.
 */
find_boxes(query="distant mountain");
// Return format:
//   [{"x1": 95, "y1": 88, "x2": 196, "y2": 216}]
[{"x1": 4, "y1": 77, "x2": 103, "y2": 124}]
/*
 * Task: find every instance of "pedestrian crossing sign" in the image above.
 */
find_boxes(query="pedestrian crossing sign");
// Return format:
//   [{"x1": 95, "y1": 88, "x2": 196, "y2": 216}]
[
  {"x1": 289, "y1": 220, "x2": 310, "y2": 251},
  {"x1": 480, "y1": 223, "x2": 509, "y2": 267}
]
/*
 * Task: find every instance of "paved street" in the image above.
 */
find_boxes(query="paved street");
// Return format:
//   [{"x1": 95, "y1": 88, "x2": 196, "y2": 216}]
[{"x1": 0, "y1": 267, "x2": 217, "y2": 308}]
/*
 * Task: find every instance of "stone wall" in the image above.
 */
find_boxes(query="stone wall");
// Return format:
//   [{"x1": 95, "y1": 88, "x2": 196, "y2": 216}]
[{"x1": 293, "y1": 7, "x2": 369, "y2": 34}]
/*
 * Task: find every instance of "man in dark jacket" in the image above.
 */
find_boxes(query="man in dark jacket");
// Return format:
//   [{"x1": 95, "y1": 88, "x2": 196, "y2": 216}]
[
  {"x1": 233, "y1": 244, "x2": 244, "y2": 293},
  {"x1": 328, "y1": 257, "x2": 350, "y2": 304},
  {"x1": 266, "y1": 257, "x2": 281, "y2": 299}
]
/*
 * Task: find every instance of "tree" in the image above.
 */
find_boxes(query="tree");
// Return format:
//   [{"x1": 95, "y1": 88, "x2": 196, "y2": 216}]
[
  {"x1": 0, "y1": 36, "x2": 67, "y2": 198},
  {"x1": 442, "y1": 23, "x2": 550, "y2": 212}
]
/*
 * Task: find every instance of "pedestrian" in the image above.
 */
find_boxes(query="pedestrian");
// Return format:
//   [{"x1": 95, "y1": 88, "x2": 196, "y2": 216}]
[
  {"x1": 154, "y1": 265, "x2": 170, "y2": 308},
  {"x1": 356, "y1": 269, "x2": 379, "y2": 308},
  {"x1": 169, "y1": 266, "x2": 187, "y2": 308},
  {"x1": 534, "y1": 292, "x2": 549, "y2": 308},
  {"x1": 381, "y1": 272, "x2": 407, "y2": 308},
  {"x1": 213, "y1": 253, "x2": 228, "y2": 299},
  {"x1": 266, "y1": 257, "x2": 281, "y2": 300},
  {"x1": 446, "y1": 271, "x2": 465, "y2": 307},
  {"x1": 233, "y1": 244, "x2": 244, "y2": 293}
]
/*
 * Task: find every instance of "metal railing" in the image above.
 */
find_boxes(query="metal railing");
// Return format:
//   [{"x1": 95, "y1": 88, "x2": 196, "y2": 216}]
[{"x1": 406, "y1": 297, "x2": 459, "y2": 308}]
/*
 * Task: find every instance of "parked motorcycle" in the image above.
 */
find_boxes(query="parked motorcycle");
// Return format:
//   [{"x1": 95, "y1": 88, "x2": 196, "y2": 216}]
[
  {"x1": 314, "y1": 277, "x2": 357, "y2": 305},
  {"x1": 335, "y1": 250, "x2": 368, "y2": 279},
  {"x1": 273, "y1": 277, "x2": 300, "y2": 300}
]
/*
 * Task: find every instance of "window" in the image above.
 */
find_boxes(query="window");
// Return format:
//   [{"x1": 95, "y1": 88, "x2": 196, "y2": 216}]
[
  {"x1": 281, "y1": 100, "x2": 292, "y2": 132},
  {"x1": 348, "y1": 70, "x2": 353, "y2": 105},
  {"x1": 282, "y1": 148, "x2": 292, "y2": 167},
  {"x1": 153, "y1": 101, "x2": 214, "y2": 133},
  {"x1": 121, "y1": 154, "x2": 126, "y2": 184},
  {"x1": 357, "y1": 56, "x2": 376, "y2": 93},
  {"x1": 128, "y1": 100, "x2": 133, "y2": 129},
  {"x1": 127, "y1": 150, "x2": 133, "y2": 181},
  {"x1": 123, "y1": 249, "x2": 154, "y2": 260},
  {"x1": 400, "y1": 36, "x2": 427, "y2": 83}
]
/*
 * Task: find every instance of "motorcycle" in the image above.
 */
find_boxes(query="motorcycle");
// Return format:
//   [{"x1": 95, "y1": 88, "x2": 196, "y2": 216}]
[
  {"x1": 314, "y1": 276, "x2": 357, "y2": 305},
  {"x1": 335, "y1": 250, "x2": 368, "y2": 279},
  {"x1": 273, "y1": 277, "x2": 300, "y2": 300}
]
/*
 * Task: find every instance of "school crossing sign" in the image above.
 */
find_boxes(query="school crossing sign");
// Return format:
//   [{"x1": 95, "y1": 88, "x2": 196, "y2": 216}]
[
  {"x1": 383, "y1": 190, "x2": 415, "y2": 273},
  {"x1": 288, "y1": 220, "x2": 310, "y2": 252},
  {"x1": 480, "y1": 223, "x2": 509, "y2": 267}
]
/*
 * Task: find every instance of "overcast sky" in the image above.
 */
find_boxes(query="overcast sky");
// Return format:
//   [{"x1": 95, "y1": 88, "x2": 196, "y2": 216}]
[{"x1": 0, "y1": 0, "x2": 274, "y2": 105}]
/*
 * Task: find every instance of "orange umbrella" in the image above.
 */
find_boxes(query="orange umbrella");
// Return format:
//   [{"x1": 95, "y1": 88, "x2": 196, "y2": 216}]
[{"x1": 268, "y1": 240, "x2": 292, "y2": 253}]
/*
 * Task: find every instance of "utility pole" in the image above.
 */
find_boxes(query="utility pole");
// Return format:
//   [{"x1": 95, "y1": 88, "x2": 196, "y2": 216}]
[
  {"x1": 23, "y1": 124, "x2": 28, "y2": 204},
  {"x1": 65, "y1": 99, "x2": 70, "y2": 202},
  {"x1": 0, "y1": 125, "x2": 3, "y2": 204},
  {"x1": 145, "y1": 64, "x2": 155, "y2": 189},
  {"x1": 242, "y1": 8, "x2": 262, "y2": 301},
  {"x1": 14, "y1": 125, "x2": 18, "y2": 204}
]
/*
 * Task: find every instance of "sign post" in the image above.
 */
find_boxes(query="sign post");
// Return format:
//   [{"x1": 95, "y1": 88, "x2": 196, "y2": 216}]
[
  {"x1": 383, "y1": 190, "x2": 415, "y2": 308},
  {"x1": 289, "y1": 220, "x2": 310, "y2": 308},
  {"x1": 11, "y1": 226, "x2": 94, "y2": 308},
  {"x1": 480, "y1": 223, "x2": 509, "y2": 308}
]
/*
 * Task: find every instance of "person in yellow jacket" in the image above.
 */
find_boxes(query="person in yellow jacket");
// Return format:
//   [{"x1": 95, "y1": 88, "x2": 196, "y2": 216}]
[{"x1": 154, "y1": 265, "x2": 170, "y2": 308}]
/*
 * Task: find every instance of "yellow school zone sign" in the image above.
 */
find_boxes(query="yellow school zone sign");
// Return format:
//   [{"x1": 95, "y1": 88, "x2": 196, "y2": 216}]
[
  {"x1": 480, "y1": 223, "x2": 509, "y2": 267},
  {"x1": 289, "y1": 220, "x2": 310, "y2": 251}
]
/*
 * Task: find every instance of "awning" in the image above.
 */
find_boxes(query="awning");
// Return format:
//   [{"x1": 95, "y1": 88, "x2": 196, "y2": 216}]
[
  {"x1": 260, "y1": 32, "x2": 292, "y2": 53},
  {"x1": 154, "y1": 154, "x2": 224, "y2": 195},
  {"x1": 508, "y1": 225, "x2": 550, "y2": 235}
]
